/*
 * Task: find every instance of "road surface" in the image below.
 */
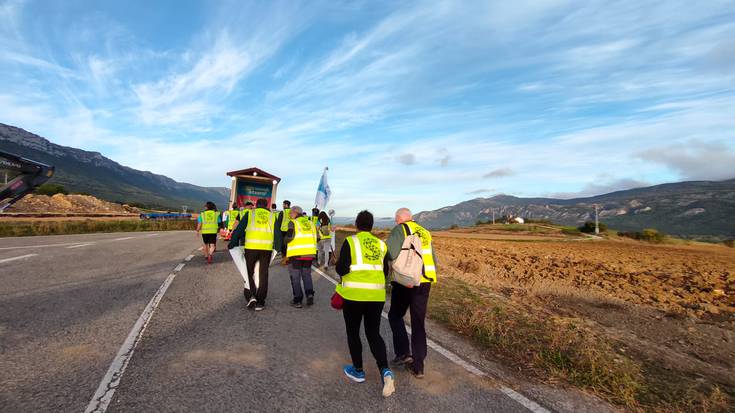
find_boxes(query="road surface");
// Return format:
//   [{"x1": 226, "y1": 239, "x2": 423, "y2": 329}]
[{"x1": 1, "y1": 231, "x2": 563, "y2": 412}]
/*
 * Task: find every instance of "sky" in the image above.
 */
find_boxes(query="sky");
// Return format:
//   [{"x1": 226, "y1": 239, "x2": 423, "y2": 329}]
[{"x1": 1, "y1": 0, "x2": 734, "y2": 216}]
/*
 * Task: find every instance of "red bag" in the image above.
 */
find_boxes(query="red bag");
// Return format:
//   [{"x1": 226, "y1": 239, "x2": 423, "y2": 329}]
[{"x1": 331, "y1": 292, "x2": 344, "y2": 310}]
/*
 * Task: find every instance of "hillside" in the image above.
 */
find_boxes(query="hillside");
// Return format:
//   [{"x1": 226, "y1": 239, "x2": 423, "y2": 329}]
[
  {"x1": 0, "y1": 123, "x2": 229, "y2": 210},
  {"x1": 414, "y1": 179, "x2": 735, "y2": 239}
]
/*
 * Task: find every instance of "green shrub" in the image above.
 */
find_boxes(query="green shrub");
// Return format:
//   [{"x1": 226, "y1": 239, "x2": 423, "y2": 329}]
[
  {"x1": 562, "y1": 226, "x2": 581, "y2": 235},
  {"x1": 0, "y1": 219, "x2": 196, "y2": 237},
  {"x1": 35, "y1": 183, "x2": 68, "y2": 196},
  {"x1": 578, "y1": 221, "x2": 607, "y2": 233}
]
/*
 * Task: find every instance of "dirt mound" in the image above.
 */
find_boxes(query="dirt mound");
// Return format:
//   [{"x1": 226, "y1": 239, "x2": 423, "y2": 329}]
[{"x1": 6, "y1": 194, "x2": 140, "y2": 214}]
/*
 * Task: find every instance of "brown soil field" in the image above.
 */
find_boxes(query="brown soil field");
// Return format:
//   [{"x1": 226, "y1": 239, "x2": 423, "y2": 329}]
[{"x1": 436, "y1": 236, "x2": 735, "y2": 409}]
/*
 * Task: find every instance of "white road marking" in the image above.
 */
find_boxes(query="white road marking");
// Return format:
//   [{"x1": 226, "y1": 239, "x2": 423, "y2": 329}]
[
  {"x1": 184, "y1": 254, "x2": 194, "y2": 262},
  {"x1": 0, "y1": 253, "x2": 38, "y2": 264},
  {"x1": 312, "y1": 266, "x2": 551, "y2": 413},
  {"x1": 85, "y1": 253, "x2": 193, "y2": 413},
  {"x1": 112, "y1": 236, "x2": 135, "y2": 241},
  {"x1": 0, "y1": 242, "x2": 88, "y2": 250},
  {"x1": 174, "y1": 263, "x2": 185, "y2": 272},
  {"x1": 67, "y1": 243, "x2": 94, "y2": 249}
]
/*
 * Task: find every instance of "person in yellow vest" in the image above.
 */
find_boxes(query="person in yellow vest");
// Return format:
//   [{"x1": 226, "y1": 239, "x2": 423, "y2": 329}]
[
  {"x1": 283, "y1": 206, "x2": 317, "y2": 308},
  {"x1": 228, "y1": 198, "x2": 276, "y2": 311},
  {"x1": 311, "y1": 207, "x2": 320, "y2": 227},
  {"x1": 276, "y1": 200, "x2": 292, "y2": 263},
  {"x1": 335, "y1": 210, "x2": 395, "y2": 397},
  {"x1": 386, "y1": 207, "x2": 438, "y2": 379},
  {"x1": 226, "y1": 202, "x2": 240, "y2": 238},
  {"x1": 196, "y1": 201, "x2": 221, "y2": 264},
  {"x1": 316, "y1": 211, "x2": 333, "y2": 270}
]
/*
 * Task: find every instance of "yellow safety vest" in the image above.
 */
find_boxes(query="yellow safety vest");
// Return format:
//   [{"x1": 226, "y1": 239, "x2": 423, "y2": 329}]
[
  {"x1": 311, "y1": 215, "x2": 319, "y2": 227},
  {"x1": 286, "y1": 216, "x2": 317, "y2": 257},
  {"x1": 336, "y1": 232, "x2": 387, "y2": 302},
  {"x1": 318, "y1": 223, "x2": 333, "y2": 239},
  {"x1": 227, "y1": 209, "x2": 240, "y2": 230},
  {"x1": 244, "y1": 208, "x2": 275, "y2": 251},
  {"x1": 403, "y1": 221, "x2": 437, "y2": 283},
  {"x1": 200, "y1": 210, "x2": 219, "y2": 234},
  {"x1": 280, "y1": 208, "x2": 291, "y2": 232}
]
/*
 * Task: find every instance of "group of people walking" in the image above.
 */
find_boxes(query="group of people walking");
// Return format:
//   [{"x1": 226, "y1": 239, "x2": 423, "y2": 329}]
[{"x1": 195, "y1": 200, "x2": 437, "y2": 398}]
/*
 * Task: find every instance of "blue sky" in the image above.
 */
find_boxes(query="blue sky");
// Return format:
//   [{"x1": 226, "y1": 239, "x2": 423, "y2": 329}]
[{"x1": 1, "y1": 0, "x2": 734, "y2": 216}]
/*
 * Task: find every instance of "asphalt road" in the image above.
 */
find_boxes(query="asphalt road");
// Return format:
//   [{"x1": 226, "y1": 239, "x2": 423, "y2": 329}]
[{"x1": 0, "y1": 231, "x2": 539, "y2": 413}]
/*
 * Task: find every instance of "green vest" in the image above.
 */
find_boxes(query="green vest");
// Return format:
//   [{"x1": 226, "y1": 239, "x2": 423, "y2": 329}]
[
  {"x1": 227, "y1": 209, "x2": 240, "y2": 230},
  {"x1": 280, "y1": 208, "x2": 291, "y2": 232},
  {"x1": 403, "y1": 221, "x2": 437, "y2": 283},
  {"x1": 287, "y1": 216, "x2": 317, "y2": 257},
  {"x1": 311, "y1": 215, "x2": 319, "y2": 227},
  {"x1": 200, "y1": 210, "x2": 219, "y2": 234},
  {"x1": 336, "y1": 232, "x2": 387, "y2": 302},
  {"x1": 244, "y1": 208, "x2": 275, "y2": 251}
]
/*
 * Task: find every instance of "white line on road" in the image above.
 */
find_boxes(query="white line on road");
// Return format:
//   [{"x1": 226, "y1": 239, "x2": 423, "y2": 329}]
[
  {"x1": 312, "y1": 266, "x2": 550, "y2": 413},
  {"x1": 112, "y1": 236, "x2": 135, "y2": 241},
  {"x1": 0, "y1": 253, "x2": 38, "y2": 264},
  {"x1": 85, "y1": 252, "x2": 194, "y2": 413},
  {"x1": 184, "y1": 254, "x2": 194, "y2": 262},
  {"x1": 67, "y1": 243, "x2": 94, "y2": 249},
  {"x1": 174, "y1": 263, "x2": 185, "y2": 272},
  {"x1": 0, "y1": 242, "x2": 88, "y2": 250}
]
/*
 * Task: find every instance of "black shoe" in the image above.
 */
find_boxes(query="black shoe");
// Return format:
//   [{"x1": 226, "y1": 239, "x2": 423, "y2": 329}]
[
  {"x1": 254, "y1": 303, "x2": 265, "y2": 311},
  {"x1": 406, "y1": 362, "x2": 424, "y2": 379},
  {"x1": 391, "y1": 355, "x2": 413, "y2": 366},
  {"x1": 290, "y1": 300, "x2": 303, "y2": 309},
  {"x1": 306, "y1": 295, "x2": 314, "y2": 306},
  {"x1": 246, "y1": 298, "x2": 257, "y2": 309}
]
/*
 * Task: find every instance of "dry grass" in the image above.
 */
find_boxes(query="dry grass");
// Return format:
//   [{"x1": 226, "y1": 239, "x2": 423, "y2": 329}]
[
  {"x1": 429, "y1": 277, "x2": 732, "y2": 412},
  {"x1": 0, "y1": 219, "x2": 196, "y2": 237}
]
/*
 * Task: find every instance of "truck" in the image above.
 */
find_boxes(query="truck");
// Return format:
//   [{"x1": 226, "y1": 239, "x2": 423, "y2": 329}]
[
  {"x1": 0, "y1": 150, "x2": 55, "y2": 212},
  {"x1": 226, "y1": 167, "x2": 281, "y2": 209}
]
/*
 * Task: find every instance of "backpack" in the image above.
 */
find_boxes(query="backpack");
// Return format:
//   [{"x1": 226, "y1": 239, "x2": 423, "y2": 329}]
[{"x1": 391, "y1": 224, "x2": 424, "y2": 287}]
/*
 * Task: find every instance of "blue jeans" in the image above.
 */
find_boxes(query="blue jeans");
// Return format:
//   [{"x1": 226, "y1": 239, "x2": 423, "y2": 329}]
[{"x1": 289, "y1": 259, "x2": 314, "y2": 302}]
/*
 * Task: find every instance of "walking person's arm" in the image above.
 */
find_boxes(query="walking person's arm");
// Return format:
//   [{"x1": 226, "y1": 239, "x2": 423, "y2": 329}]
[
  {"x1": 385, "y1": 225, "x2": 405, "y2": 261},
  {"x1": 335, "y1": 241, "x2": 351, "y2": 279},
  {"x1": 227, "y1": 217, "x2": 248, "y2": 250}
]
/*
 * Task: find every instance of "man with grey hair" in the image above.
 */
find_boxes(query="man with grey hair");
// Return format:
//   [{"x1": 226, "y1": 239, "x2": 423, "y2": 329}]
[
  {"x1": 386, "y1": 207, "x2": 438, "y2": 379},
  {"x1": 283, "y1": 205, "x2": 318, "y2": 308}
]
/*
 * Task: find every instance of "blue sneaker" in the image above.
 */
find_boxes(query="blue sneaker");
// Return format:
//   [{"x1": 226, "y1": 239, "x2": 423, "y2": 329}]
[
  {"x1": 381, "y1": 368, "x2": 395, "y2": 397},
  {"x1": 343, "y1": 365, "x2": 366, "y2": 383}
]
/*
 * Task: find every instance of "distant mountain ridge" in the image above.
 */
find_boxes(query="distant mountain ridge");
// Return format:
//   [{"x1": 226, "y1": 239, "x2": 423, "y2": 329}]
[
  {"x1": 0, "y1": 123, "x2": 229, "y2": 210},
  {"x1": 414, "y1": 179, "x2": 735, "y2": 239}
]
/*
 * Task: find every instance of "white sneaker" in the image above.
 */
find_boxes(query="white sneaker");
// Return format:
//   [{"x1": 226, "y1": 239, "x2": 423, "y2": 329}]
[
  {"x1": 382, "y1": 369, "x2": 395, "y2": 397},
  {"x1": 247, "y1": 298, "x2": 257, "y2": 309}
]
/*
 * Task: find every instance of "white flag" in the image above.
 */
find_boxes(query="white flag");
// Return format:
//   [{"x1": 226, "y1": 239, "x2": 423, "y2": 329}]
[{"x1": 315, "y1": 168, "x2": 331, "y2": 210}]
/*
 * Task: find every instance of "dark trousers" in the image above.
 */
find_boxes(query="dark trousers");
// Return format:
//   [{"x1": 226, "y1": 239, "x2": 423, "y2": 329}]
[
  {"x1": 288, "y1": 259, "x2": 314, "y2": 302},
  {"x1": 280, "y1": 231, "x2": 288, "y2": 255},
  {"x1": 244, "y1": 249, "x2": 271, "y2": 304},
  {"x1": 343, "y1": 299, "x2": 388, "y2": 371},
  {"x1": 388, "y1": 282, "x2": 431, "y2": 372}
]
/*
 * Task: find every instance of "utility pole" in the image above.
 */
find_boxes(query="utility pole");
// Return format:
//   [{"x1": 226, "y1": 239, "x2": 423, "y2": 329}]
[{"x1": 594, "y1": 204, "x2": 600, "y2": 235}]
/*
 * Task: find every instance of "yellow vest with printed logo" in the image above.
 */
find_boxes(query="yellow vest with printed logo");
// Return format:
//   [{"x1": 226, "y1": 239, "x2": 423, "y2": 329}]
[
  {"x1": 286, "y1": 216, "x2": 317, "y2": 257},
  {"x1": 336, "y1": 232, "x2": 387, "y2": 302},
  {"x1": 244, "y1": 208, "x2": 275, "y2": 251},
  {"x1": 403, "y1": 221, "x2": 437, "y2": 283},
  {"x1": 227, "y1": 209, "x2": 240, "y2": 230},
  {"x1": 280, "y1": 208, "x2": 291, "y2": 232},
  {"x1": 200, "y1": 210, "x2": 219, "y2": 234}
]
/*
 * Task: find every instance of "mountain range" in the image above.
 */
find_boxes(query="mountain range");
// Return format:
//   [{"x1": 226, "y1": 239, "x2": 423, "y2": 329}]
[
  {"x1": 415, "y1": 179, "x2": 735, "y2": 239},
  {"x1": 0, "y1": 123, "x2": 229, "y2": 210}
]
